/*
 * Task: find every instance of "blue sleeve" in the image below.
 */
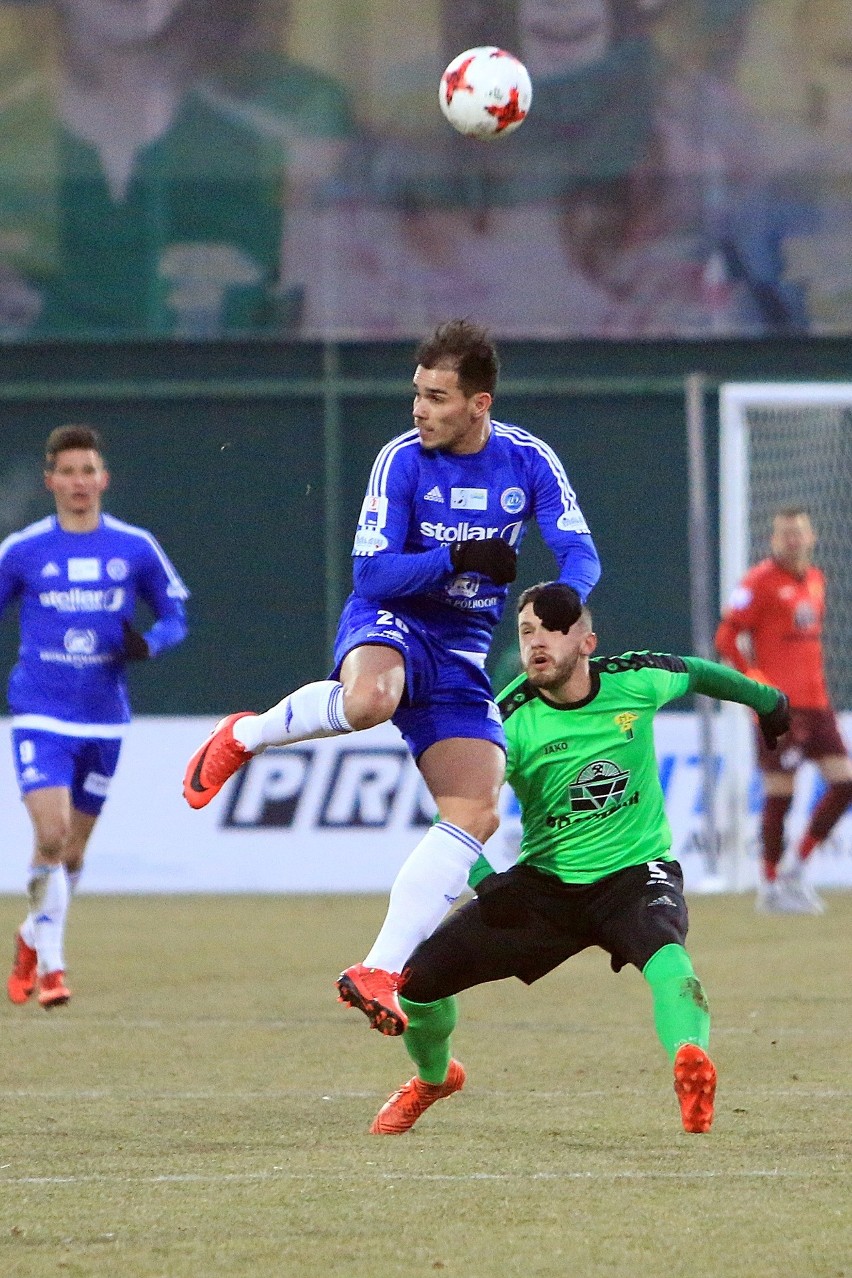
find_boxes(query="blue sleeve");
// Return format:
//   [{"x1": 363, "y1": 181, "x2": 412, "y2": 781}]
[
  {"x1": 554, "y1": 531, "x2": 601, "y2": 601},
  {"x1": 353, "y1": 545, "x2": 454, "y2": 601},
  {"x1": 350, "y1": 439, "x2": 455, "y2": 600},
  {"x1": 134, "y1": 537, "x2": 190, "y2": 658},
  {"x1": 0, "y1": 551, "x2": 21, "y2": 619},
  {"x1": 528, "y1": 447, "x2": 601, "y2": 602}
]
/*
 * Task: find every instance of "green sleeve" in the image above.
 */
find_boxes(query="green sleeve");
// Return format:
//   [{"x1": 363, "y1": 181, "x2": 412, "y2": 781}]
[{"x1": 683, "y1": 656, "x2": 781, "y2": 713}]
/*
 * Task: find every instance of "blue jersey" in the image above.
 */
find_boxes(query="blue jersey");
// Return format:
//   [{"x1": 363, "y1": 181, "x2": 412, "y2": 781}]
[
  {"x1": 348, "y1": 420, "x2": 600, "y2": 653},
  {"x1": 0, "y1": 513, "x2": 189, "y2": 730}
]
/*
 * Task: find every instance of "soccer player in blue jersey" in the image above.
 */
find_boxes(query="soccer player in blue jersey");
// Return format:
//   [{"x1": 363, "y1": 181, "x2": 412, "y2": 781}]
[
  {"x1": 183, "y1": 319, "x2": 600, "y2": 1032},
  {"x1": 2, "y1": 425, "x2": 189, "y2": 1008}
]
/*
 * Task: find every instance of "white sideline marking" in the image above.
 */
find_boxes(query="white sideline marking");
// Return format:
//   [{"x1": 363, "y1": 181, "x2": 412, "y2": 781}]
[{"x1": 0, "y1": 1167, "x2": 847, "y2": 1188}]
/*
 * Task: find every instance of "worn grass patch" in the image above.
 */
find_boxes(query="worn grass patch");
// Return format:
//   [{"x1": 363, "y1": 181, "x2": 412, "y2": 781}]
[{"x1": 0, "y1": 892, "x2": 849, "y2": 1278}]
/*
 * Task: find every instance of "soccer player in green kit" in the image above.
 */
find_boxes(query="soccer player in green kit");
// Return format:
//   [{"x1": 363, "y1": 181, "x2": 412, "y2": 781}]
[{"x1": 369, "y1": 582, "x2": 791, "y2": 1136}]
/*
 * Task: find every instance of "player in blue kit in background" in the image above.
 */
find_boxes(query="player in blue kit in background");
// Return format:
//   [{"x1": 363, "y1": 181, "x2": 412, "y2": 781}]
[
  {"x1": 183, "y1": 319, "x2": 600, "y2": 1032},
  {"x1": 2, "y1": 425, "x2": 189, "y2": 1008}
]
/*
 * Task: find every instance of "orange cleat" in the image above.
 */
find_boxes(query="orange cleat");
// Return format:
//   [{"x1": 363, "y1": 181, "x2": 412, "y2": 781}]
[
  {"x1": 37, "y1": 970, "x2": 71, "y2": 1009},
  {"x1": 674, "y1": 1043, "x2": 717, "y2": 1133},
  {"x1": 336, "y1": 963, "x2": 408, "y2": 1036},
  {"x1": 182, "y1": 712, "x2": 256, "y2": 809},
  {"x1": 370, "y1": 1059, "x2": 466, "y2": 1134},
  {"x1": 7, "y1": 932, "x2": 37, "y2": 1004}
]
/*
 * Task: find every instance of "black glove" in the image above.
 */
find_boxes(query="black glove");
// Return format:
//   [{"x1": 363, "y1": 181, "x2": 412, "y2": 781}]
[
  {"x1": 450, "y1": 537, "x2": 517, "y2": 585},
  {"x1": 122, "y1": 619, "x2": 150, "y2": 662},
  {"x1": 757, "y1": 691, "x2": 790, "y2": 749},
  {"x1": 532, "y1": 583, "x2": 583, "y2": 634},
  {"x1": 476, "y1": 871, "x2": 530, "y2": 928}
]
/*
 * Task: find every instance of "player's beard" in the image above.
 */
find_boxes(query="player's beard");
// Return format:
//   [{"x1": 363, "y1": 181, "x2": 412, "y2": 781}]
[{"x1": 524, "y1": 648, "x2": 582, "y2": 694}]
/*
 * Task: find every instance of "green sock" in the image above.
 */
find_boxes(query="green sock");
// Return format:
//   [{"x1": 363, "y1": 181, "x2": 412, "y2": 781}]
[
  {"x1": 642, "y1": 943, "x2": 711, "y2": 1062},
  {"x1": 399, "y1": 995, "x2": 458, "y2": 1084}
]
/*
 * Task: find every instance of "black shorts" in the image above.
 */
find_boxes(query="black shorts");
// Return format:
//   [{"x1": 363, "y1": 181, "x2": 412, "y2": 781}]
[{"x1": 401, "y1": 860, "x2": 689, "y2": 1005}]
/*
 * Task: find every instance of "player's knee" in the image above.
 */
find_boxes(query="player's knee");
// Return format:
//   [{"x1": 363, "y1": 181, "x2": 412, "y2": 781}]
[
  {"x1": 34, "y1": 827, "x2": 69, "y2": 861},
  {"x1": 475, "y1": 807, "x2": 501, "y2": 844},
  {"x1": 342, "y1": 684, "x2": 397, "y2": 730},
  {"x1": 443, "y1": 804, "x2": 500, "y2": 846}
]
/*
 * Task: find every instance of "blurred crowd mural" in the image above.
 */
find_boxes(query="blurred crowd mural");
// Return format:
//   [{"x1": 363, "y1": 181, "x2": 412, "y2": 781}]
[{"x1": 0, "y1": 0, "x2": 851, "y2": 339}]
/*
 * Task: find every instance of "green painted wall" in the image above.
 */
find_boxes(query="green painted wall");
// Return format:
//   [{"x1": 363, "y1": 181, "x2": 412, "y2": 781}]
[{"x1": 1, "y1": 336, "x2": 850, "y2": 713}]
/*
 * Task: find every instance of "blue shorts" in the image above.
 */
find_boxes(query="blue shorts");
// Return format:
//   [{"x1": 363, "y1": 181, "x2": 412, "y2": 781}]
[
  {"x1": 11, "y1": 729, "x2": 122, "y2": 816},
  {"x1": 332, "y1": 598, "x2": 506, "y2": 761}
]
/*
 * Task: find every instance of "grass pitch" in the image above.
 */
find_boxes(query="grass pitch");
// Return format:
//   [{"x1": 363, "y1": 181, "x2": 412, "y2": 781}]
[{"x1": 0, "y1": 891, "x2": 849, "y2": 1278}]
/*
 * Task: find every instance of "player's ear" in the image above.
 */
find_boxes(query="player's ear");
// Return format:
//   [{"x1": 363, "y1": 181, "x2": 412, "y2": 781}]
[
  {"x1": 581, "y1": 630, "x2": 598, "y2": 656},
  {"x1": 472, "y1": 391, "x2": 492, "y2": 417},
  {"x1": 99, "y1": 467, "x2": 110, "y2": 494}
]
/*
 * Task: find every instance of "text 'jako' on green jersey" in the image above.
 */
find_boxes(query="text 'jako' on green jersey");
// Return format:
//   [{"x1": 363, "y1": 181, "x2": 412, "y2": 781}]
[{"x1": 498, "y1": 653, "x2": 694, "y2": 883}]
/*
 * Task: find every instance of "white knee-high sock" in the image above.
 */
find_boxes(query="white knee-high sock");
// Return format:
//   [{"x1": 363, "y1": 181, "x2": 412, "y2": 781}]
[
  {"x1": 22, "y1": 867, "x2": 81, "y2": 948},
  {"x1": 234, "y1": 681, "x2": 353, "y2": 751},
  {"x1": 362, "y1": 821, "x2": 483, "y2": 972},
  {"x1": 28, "y1": 865, "x2": 69, "y2": 975}
]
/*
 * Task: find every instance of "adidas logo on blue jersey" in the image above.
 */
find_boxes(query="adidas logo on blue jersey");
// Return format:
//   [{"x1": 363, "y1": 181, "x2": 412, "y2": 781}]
[
  {"x1": 41, "y1": 562, "x2": 60, "y2": 577},
  {"x1": 424, "y1": 486, "x2": 444, "y2": 503}
]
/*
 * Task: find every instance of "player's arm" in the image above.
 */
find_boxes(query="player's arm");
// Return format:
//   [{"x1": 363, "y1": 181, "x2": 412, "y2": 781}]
[
  {"x1": 714, "y1": 576, "x2": 763, "y2": 676},
  {"x1": 129, "y1": 539, "x2": 190, "y2": 660},
  {"x1": 528, "y1": 447, "x2": 600, "y2": 601},
  {"x1": 683, "y1": 656, "x2": 790, "y2": 747},
  {"x1": 0, "y1": 540, "x2": 23, "y2": 620},
  {"x1": 352, "y1": 447, "x2": 515, "y2": 600}
]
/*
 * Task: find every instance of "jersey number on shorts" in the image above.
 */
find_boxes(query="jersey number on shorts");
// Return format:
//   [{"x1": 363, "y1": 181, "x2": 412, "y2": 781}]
[{"x1": 376, "y1": 610, "x2": 409, "y2": 632}]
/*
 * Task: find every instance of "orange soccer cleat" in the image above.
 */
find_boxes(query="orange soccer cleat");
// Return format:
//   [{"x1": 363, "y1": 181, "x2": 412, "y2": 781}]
[
  {"x1": 336, "y1": 963, "x2": 408, "y2": 1036},
  {"x1": 674, "y1": 1043, "x2": 717, "y2": 1133},
  {"x1": 37, "y1": 970, "x2": 71, "y2": 1010},
  {"x1": 370, "y1": 1059, "x2": 466, "y2": 1134},
  {"x1": 7, "y1": 932, "x2": 37, "y2": 1004},
  {"x1": 182, "y1": 712, "x2": 256, "y2": 809}
]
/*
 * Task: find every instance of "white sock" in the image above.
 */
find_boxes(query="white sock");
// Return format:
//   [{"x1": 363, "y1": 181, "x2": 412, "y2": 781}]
[
  {"x1": 28, "y1": 865, "x2": 69, "y2": 975},
  {"x1": 363, "y1": 821, "x2": 483, "y2": 972},
  {"x1": 20, "y1": 913, "x2": 36, "y2": 949},
  {"x1": 234, "y1": 681, "x2": 353, "y2": 751},
  {"x1": 22, "y1": 869, "x2": 80, "y2": 947}
]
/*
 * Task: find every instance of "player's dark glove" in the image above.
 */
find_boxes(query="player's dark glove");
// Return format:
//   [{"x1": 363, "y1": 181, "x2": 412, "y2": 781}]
[
  {"x1": 757, "y1": 691, "x2": 790, "y2": 750},
  {"x1": 450, "y1": 536, "x2": 517, "y2": 585},
  {"x1": 532, "y1": 583, "x2": 583, "y2": 633},
  {"x1": 476, "y1": 871, "x2": 530, "y2": 928},
  {"x1": 122, "y1": 619, "x2": 150, "y2": 662}
]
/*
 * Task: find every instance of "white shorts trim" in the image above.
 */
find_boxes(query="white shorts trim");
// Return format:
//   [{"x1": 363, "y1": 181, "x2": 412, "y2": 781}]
[
  {"x1": 11, "y1": 714, "x2": 127, "y2": 740},
  {"x1": 450, "y1": 649, "x2": 487, "y2": 670}
]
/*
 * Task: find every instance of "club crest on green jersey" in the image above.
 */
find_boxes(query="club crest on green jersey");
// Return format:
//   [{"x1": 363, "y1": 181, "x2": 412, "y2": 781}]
[{"x1": 567, "y1": 760, "x2": 629, "y2": 812}]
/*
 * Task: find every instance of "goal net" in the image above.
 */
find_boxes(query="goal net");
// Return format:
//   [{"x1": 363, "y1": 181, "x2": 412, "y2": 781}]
[{"x1": 717, "y1": 383, "x2": 852, "y2": 888}]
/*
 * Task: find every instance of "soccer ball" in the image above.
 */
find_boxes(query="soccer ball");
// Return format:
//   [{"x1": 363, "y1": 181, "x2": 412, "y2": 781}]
[{"x1": 439, "y1": 46, "x2": 532, "y2": 141}]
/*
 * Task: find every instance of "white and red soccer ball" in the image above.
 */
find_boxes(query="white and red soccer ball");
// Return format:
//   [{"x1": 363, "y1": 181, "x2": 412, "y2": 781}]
[{"x1": 439, "y1": 46, "x2": 532, "y2": 141}]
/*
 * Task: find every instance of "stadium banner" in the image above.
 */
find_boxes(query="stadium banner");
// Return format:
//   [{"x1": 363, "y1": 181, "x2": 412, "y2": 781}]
[
  {"x1": 1, "y1": 714, "x2": 851, "y2": 894},
  {"x1": 0, "y1": 1, "x2": 851, "y2": 340}
]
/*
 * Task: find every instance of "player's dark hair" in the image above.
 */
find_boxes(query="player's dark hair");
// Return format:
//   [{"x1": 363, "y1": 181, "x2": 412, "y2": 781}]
[
  {"x1": 773, "y1": 504, "x2": 810, "y2": 522},
  {"x1": 416, "y1": 319, "x2": 499, "y2": 397},
  {"x1": 44, "y1": 425, "x2": 104, "y2": 469},
  {"x1": 518, "y1": 581, "x2": 591, "y2": 633}
]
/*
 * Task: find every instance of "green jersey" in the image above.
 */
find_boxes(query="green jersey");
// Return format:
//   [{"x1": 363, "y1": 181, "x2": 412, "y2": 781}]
[{"x1": 490, "y1": 652, "x2": 780, "y2": 886}]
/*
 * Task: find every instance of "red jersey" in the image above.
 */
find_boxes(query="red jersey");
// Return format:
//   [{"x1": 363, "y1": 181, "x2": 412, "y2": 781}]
[{"x1": 715, "y1": 558, "x2": 828, "y2": 709}]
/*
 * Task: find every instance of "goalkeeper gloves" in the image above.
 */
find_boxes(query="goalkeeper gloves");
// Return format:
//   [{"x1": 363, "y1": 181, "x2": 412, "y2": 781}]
[
  {"x1": 757, "y1": 691, "x2": 790, "y2": 750},
  {"x1": 122, "y1": 619, "x2": 150, "y2": 662},
  {"x1": 450, "y1": 536, "x2": 517, "y2": 585}
]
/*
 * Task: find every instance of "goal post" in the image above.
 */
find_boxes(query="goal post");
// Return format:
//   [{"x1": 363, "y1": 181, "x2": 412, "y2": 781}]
[{"x1": 717, "y1": 382, "x2": 852, "y2": 888}]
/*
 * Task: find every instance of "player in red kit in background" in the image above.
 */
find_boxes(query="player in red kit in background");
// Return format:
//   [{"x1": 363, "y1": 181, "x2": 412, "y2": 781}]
[{"x1": 715, "y1": 506, "x2": 852, "y2": 913}]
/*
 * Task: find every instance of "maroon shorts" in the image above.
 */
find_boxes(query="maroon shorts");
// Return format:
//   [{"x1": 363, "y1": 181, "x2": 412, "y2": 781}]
[{"x1": 757, "y1": 706, "x2": 849, "y2": 772}]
